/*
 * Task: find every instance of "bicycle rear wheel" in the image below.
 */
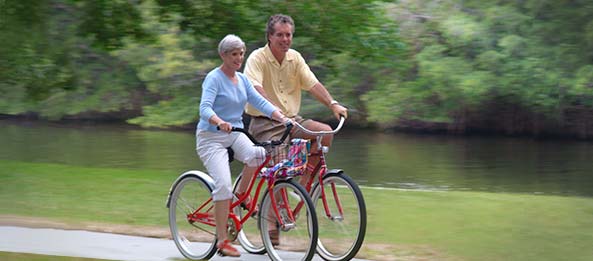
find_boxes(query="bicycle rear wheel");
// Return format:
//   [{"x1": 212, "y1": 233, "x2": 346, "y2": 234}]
[
  {"x1": 259, "y1": 179, "x2": 318, "y2": 261},
  {"x1": 232, "y1": 174, "x2": 266, "y2": 254},
  {"x1": 311, "y1": 173, "x2": 367, "y2": 261},
  {"x1": 168, "y1": 175, "x2": 217, "y2": 260}
]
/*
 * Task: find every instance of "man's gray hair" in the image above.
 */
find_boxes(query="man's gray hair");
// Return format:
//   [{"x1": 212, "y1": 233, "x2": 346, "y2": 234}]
[
  {"x1": 218, "y1": 34, "x2": 246, "y2": 54},
  {"x1": 266, "y1": 14, "x2": 294, "y2": 42}
]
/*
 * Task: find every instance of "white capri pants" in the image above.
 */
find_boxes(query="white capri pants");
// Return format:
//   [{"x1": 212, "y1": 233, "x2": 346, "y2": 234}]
[{"x1": 196, "y1": 130, "x2": 265, "y2": 201}]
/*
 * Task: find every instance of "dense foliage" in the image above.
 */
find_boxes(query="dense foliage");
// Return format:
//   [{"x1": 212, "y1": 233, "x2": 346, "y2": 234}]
[
  {"x1": 366, "y1": 0, "x2": 593, "y2": 137},
  {"x1": 2, "y1": 0, "x2": 593, "y2": 138}
]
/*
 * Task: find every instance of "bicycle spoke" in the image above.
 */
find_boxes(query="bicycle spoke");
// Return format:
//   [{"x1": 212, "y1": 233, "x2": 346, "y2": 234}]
[
  {"x1": 168, "y1": 175, "x2": 218, "y2": 260},
  {"x1": 313, "y1": 174, "x2": 366, "y2": 261},
  {"x1": 259, "y1": 179, "x2": 317, "y2": 261},
  {"x1": 178, "y1": 196, "x2": 196, "y2": 214},
  {"x1": 233, "y1": 174, "x2": 266, "y2": 254},
  {"x1": 190, "y1": 222, "x2": 216, "y2": 236}
]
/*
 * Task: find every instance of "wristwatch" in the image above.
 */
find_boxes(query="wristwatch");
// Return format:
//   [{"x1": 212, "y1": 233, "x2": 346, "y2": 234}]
[{"x1": 329, "y1": 100, "x2": 339, "y2": 106}]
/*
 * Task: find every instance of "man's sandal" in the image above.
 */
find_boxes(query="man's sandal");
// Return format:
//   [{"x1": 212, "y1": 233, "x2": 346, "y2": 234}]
[
  {"x1": 269, "y1": 221, "x2": 280, "y2": 246},
  {"x1": 269, "y1": 229, "x2": 280, "y2": 246}
]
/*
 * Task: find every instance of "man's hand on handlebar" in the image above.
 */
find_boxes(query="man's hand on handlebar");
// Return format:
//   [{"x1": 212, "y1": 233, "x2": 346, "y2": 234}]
[{"x1": 331, "y1": 103, "x2": 348, "y2": 120}]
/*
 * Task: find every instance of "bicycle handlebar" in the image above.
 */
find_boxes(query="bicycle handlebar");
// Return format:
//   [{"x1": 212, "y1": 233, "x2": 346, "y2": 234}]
[
  {"x1": 217, "y1": 114, "x2": 344, "y2": 145},
  {"x1": 293, "y1": 115, "x2": 346, "y2": 136},
  {"x1": 218, "y1": 121, "x2": 293, "y2": 146}
]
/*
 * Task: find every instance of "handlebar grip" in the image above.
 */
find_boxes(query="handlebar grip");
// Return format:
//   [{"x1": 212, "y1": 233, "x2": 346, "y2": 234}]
[
  {"x1": 277, "y1": 121, "x2": 293, "y2": 144},
  {"x1": 218, "y1": 126, "x2": 260, "y2": 144},
  {"x1": 216, "y1": 126, "x2": 240, "y2": 132}
]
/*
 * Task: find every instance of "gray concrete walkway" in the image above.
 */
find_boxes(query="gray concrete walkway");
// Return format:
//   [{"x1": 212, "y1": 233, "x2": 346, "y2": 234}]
[{"x1": 0, "y1": 226, "x2": 362, "y2": 261}]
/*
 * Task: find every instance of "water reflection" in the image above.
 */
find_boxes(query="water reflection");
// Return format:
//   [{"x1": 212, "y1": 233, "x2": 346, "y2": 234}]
[
  {"x1": 329, "y1": 130, "x2": 593, "y2": 197},
  {"x1": 0, "y1": 120, "x2": 201, "y2": 171},
  {"x1": 1, "y1": 119, "x2": 592, "y2": 197}
]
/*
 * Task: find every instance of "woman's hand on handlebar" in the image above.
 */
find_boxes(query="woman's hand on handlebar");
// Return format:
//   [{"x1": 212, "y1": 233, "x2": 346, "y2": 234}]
[
  {"x1": 217, "y1": 121, "x2": 232, "y2": 133},
  {"x1": 282, "y1": 117, "x2": 294, "y2": 127},
  {"x1": 272, "y1": 109, "x2": 292, "y2": 125}
]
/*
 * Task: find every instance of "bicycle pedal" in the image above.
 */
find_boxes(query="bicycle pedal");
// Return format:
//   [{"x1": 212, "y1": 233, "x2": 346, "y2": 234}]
[
  {"x1": 330, "y1": 215, "x2": 344, "y2": 222},
  {"x1": 281, "y1": 223, "x2": 296, "y2": 231}
]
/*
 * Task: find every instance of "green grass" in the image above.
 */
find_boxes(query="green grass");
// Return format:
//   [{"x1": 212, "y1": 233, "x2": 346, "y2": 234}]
[
  {"x1": 363, "y1": 188, "x2": 593, "y2": 260},
  {"x1": 0, "y1": 252, "x2": 113, "y2": 261},
  {"x1": 0, "y1": 160, "x2": 173, "y2": 226},
  {"x1": 1, "y1": 160, "x2": 593, "y2": 260}
]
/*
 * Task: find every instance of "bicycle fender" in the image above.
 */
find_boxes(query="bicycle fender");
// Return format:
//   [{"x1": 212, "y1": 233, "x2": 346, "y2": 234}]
[
  {"x1": 165, "y1": 170, "x2": 214, "y2": 208},
  {"x1": 311, "y1": 169, "x2": 344, "y2": 193},
  {"x1": 325, "y1": 169, "x2": 344, "y2": 175}
]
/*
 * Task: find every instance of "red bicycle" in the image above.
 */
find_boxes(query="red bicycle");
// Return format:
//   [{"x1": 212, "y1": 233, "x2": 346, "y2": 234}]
[
  {"x1": 235, "y1": 116, "x2": 367, "y2": 261},
  {"x1": 167, "y1": 122, "x2": 319, "y2": 261}
]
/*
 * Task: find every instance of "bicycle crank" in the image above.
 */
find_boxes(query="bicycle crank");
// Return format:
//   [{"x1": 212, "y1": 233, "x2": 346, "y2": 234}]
[{"x1": 227, "y1": 218, "x2": 239, "y2": 241}]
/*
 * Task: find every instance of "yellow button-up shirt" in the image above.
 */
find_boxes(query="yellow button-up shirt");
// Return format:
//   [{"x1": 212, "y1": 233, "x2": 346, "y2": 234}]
[{"x1": 244, "y1": 44, "x2": 318, "y2": 117}]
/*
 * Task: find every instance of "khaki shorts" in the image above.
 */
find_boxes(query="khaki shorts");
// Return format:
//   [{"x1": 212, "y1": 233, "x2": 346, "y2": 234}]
[{"x1": 248, "y1": 115, "x2": 310, "y2": 144}]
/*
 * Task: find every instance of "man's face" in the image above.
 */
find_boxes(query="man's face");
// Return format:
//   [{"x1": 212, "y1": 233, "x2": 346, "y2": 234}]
[{"x1": 269, "y1": 22, "x2": 293, "y2": 54}]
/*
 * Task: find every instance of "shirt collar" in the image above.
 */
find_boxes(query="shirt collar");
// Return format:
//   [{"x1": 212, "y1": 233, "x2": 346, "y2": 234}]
[{"x1": 263, "y1": 44, "x2": 294, "y2": 65}]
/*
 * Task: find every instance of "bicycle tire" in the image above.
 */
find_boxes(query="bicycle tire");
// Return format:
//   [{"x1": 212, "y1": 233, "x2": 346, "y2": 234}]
[
  {"x1": 311, "y1": 172, "x2": 367, "y2": 261},
  {"x1": 232, "y1": 173, "x2": 267, "y2": 254},
  {"x1": 259, "y1": 179, "x2": 319, "y2": 261},
  {"x1": 168, "y1": 175, "x2": 218, "y2": 260}
]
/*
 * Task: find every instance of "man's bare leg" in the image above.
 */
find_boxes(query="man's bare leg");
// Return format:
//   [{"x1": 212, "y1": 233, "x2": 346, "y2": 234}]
[
  {"x1": 236, "y1": 165, "x2": 257, "y2": 197},
  {"x1": 293, "y1": 120, "x2": 333, "y2": 189}
]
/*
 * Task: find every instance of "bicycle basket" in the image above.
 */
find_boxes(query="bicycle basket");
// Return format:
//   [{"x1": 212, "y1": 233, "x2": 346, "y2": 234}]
[
  {"x1": 268, "y1": 143, "x2": 289, "y2": 167},
  {"x1": 260, "y1": 138, "x2": 310, "y2": 179}
]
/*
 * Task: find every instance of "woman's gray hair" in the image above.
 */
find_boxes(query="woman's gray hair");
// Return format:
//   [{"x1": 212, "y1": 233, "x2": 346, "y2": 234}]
[{"x1": 218, "y1": 34, "x2": 246, "y2": 54}]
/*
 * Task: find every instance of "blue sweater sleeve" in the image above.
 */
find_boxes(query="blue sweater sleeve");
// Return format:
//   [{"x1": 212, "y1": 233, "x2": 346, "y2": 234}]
[
  {"x1": 243, "y1": 74, "x2": 277, "y2": 117},
  {"x1": 199, "y1": 74, "x2": 218, "y2": 122}
]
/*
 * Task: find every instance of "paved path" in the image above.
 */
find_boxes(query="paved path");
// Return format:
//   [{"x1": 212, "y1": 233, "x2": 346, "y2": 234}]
[{"x1": 0, "y1": 226, "x2": 362, "y2": 261}]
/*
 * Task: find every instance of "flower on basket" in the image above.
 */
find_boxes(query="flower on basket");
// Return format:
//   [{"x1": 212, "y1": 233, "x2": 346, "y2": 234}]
[{"x1": 260, "y1": 138, "x2": 310, "y2": 178}]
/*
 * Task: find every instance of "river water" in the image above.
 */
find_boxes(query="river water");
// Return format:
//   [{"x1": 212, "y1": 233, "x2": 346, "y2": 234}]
[{"x1": 1, "y1": 119, "x2": 592, "y2": 197}]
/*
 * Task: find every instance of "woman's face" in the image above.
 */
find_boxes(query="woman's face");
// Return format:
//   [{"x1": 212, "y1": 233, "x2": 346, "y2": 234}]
[{"x1": 221, "y1": 48, "x2": 245, "y2": 71}]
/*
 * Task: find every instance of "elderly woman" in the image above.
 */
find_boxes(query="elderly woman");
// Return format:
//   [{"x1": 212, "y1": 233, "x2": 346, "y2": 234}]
[{"x1": 196, "y1": 34, "x2": 288, "y2": 257}]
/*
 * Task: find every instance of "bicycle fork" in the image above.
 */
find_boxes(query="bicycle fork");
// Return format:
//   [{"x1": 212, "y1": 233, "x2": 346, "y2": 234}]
[
  {"x1": 268, "y1": 182, "x2": 298, "y2": 231},
  {"x1": 313, "y1": 155, "x2": 345, "y2": 221}
]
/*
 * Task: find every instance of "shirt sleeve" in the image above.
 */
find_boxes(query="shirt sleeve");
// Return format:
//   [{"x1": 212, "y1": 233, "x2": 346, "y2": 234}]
[
  {"x1": 199, "y1": 74, "x2": 218, "y2": 123},
  {"x1": 242, "y1": 74, "x2": 276, "y2": 117},
  {"x1": 244, "y1": 50, "x2": 264, "y2": 87},
  {"x1": 296, "y1": 52, "x2": 319, "y2": 91}
]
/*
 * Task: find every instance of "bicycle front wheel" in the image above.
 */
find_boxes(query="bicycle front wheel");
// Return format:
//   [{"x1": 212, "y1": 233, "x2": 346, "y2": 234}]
[
  {"x1": 168, "y1": 175, "x2": 217, "y2": 260},
  {"x1": 311, "y1": 173, "x2": 367, "y2": 261},
  {"x1": 259, "y1": 179, "x2": 318, "y2": 261}
]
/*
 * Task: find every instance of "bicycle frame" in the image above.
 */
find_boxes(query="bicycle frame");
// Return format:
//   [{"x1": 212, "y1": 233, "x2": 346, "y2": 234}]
[
  {"x1": 180, "y1": 126, "x2": 305, "y2": 237},
  {"x1": 167, "y1": 121, "x2": 325, "y2": 261},
  {"x1": 305, "y1": 152, "x2": 345, "y2": 220},
  {"x1": 293, "y1": 116, "x2": 347, "y2": 220}
]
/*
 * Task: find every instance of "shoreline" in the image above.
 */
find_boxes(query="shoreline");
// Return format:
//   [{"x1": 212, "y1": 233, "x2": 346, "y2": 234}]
[{"x1": 2, "y1": 114, "x2": 592, "y2": 141}]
